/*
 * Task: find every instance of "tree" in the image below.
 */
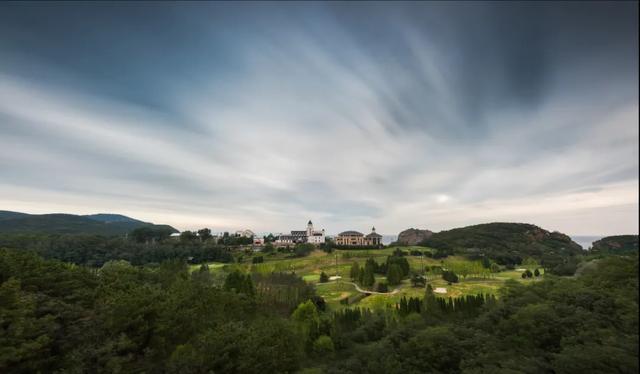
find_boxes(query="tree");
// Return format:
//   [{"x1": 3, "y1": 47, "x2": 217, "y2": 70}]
[
  {"x1": 534, "y1": 268, "x2": 541, "y2": 277},
  {"x1": 263, "y1": 243, "x2": 275, "y2": 254},
  {"x1": 442, "y1": 270, "x2": 459, "y2": 283},
  {"x1": 180, "y1": 231, "x2": 198, "y2": 243},
  {"x1": 523, "y1": 257, "x2": 538, "y2": 269},
  {"x1": 362, "y1": 261, "x2": 375, "y2": 287},
  {"x1": 130, "y1": 226, "x2": 173, "y2": 243},
  {"x1": 197, "y1": 228, "x2": 212, "y2": 241},
  {"x1": 291, "y1": 300, "x2": 320, "y2": 351},
  {"x1": 411, "y1": 274, "x2": 426, "y2": 287},
  {"x1": 264, "y1": 233, "x2": 276, "y2": 243},
  {"x1": 294, "y1": 243, "x2": 314, "y2": 257},
  {"x1": 223, "y1": 270, "x2": 255, "y2": 297},
  {"x1": 349, "y1": 262, "x2": 361, "y2": 281},
  {"x1": 525, "y1": 269, "x2": 533, "y2": 278},
  {"x1": 0, "y1": 278, "x2": 57, "y2": 372},
  {"x1": 312, "y1": 335, "x2": 334, "y2": 356},
  {"x1": 319, "y1": 272, "x2": 329, "y2": 283},
  {"x1": 376, "y1": 282, "x2": 389, "y2": 293},
  {"x1": 490, "y1": 263, "x2": 501, "y2": 273},
  {"x1": 387, "y1": 264, "x2": 403, "y2": 286}
]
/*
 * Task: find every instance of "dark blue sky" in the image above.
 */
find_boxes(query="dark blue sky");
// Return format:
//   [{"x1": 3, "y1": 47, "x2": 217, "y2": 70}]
[{"x1": 0, "y1": 2, "x2": 638, "y2": 235}]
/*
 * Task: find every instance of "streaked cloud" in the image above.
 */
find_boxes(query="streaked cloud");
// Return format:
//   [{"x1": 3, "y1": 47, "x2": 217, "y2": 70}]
[{"x1": 0, "y1": 2, "x2": 637, "y2": 235}]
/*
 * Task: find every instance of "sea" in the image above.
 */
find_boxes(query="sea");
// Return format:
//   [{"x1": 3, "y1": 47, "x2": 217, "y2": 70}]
[
  {"x1": 570, "y1": 235, "x2": 604, "y2": 250},
  {"x1": 381, "y1": 234, "x2": 397, "y2": 245}
]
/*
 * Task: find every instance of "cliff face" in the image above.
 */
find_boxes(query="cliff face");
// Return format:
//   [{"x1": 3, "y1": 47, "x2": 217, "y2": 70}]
[{"x1": 396, "y1": 228, "x2": 433, "y2": 245}]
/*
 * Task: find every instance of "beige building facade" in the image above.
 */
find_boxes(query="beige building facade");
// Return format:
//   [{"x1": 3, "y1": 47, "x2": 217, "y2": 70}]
[{"x1": 334, "y1": 227, "x2": 382, "y2": 246}]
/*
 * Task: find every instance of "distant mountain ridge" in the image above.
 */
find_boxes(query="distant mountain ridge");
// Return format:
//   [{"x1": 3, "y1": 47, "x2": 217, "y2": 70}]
[
  {"x1": 84, "y1": 213, "x2": 144, "y2": 224},
  {"x1": 0, "y1": 210, "x2": 177, "y2": 236}
]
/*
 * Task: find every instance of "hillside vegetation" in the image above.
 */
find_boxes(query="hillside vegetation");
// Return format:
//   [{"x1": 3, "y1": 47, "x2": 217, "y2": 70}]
[
  {"x1": 422, "y1": 222, "x2": 583, "y2": 267},
  {"x1": 0, "y1": 210, "x2": 177, "y2": 236},
  {"x1": 0, "y1": 247, "x2": 636, "y2": 373},
  {"x1": 591, "y1": 235, "x2": 639, "y2": 255}
]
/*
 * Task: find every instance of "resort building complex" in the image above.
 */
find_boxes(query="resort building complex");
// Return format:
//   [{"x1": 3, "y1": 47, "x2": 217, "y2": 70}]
[
  {"x1": 276, "y1": 220, "x2": 325, "y2": 245},
  {"x1": 334, "y1": 227, "x2": 383, "y2": 247}
]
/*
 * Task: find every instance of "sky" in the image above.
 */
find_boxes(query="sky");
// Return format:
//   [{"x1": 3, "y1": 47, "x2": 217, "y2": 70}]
[{"x1": 0, "y1": 2, "x2": 638, "y2": 236}]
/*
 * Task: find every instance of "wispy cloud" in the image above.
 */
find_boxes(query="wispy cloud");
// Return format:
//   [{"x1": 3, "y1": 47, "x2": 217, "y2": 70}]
[{"x1": 0, "y1": 2, "x2": 637, "y2": 235}]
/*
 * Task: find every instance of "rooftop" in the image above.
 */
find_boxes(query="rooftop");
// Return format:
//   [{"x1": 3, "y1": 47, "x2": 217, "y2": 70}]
[{"x1": 338, "y1": 230, "x2": 364, "y2": 236}]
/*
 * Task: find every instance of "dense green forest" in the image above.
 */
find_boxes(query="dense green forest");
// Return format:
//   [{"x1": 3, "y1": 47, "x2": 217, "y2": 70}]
[
  {"x1": 1, "y1": 241, "x2": 637, "y2": 373},
  {"x1": 0, "y1": 233, "x2": 234, "y2": 266}
]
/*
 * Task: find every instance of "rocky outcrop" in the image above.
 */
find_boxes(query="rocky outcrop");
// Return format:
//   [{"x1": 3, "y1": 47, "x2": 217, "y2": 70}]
[{"x1": 396, "y1": 228, "x2": 433, "y2": 246}]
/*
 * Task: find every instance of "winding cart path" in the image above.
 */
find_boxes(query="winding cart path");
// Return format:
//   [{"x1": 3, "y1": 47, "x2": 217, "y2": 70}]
[{"x1": 317, "y1": 280, "x2": 401, "y2": 295}]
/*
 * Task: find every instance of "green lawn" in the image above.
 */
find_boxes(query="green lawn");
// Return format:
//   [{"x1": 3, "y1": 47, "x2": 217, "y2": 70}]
[{"x1": 196, "y1": 249, "x2": 546, "y2": 311}]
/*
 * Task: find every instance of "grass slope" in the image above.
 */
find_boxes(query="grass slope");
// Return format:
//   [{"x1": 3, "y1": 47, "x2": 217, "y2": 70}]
[{"x1": 203, "y1": 248, "x2": 545, "y2": 311}]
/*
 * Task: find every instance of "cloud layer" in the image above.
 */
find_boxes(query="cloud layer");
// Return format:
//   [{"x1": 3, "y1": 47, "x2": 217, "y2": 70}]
[{"x1": 0, "y1": 3, "x2": 638, "y2": 235}]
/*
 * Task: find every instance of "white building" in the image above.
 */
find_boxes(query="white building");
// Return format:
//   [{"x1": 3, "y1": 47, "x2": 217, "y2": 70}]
[
  {"x1": 276, "y1": 220, "x2": 325, "y2": 245},
  {"x1": 235, "y1": 229, "x2": 255, "y2": 238}
]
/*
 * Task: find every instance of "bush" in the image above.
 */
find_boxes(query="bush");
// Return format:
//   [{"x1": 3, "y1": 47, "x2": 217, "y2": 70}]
[
  {"x1": 393, "y1": 248, "x2": 408, "y2": 257},
  {"x1": 311, "y1": 295, "x2": 326, "y2": 311},
  {"x1": 442, "y1": 270, "x2": 459, "y2": 283},
  {"x1": 252, "y1": 256, "x2": 264, "y2": 264},
  {"x1": 312, "y1": 335, "x2": 335, "y2": 355},
  {"x1": 376, "y1": 282, "x2": 389, "y2": 293},
  {"x1": 524, "y1": 269, "x2": 533, "y2": 278},
  {"x1": 411, "y1": 274, "x2": 426, "y2": 287},
  {"x1": 534, "y1": 268, "x2": 540, "y2": 277},
  {"x1": 263, "y1": 243, "x2": 275, "y2": 254},
  {"x1": 319, "y1": 271, "x2": 329, "y2": 283},
  {"x1": 294, "y1": 244, "x2": 315, "y2": 257}
]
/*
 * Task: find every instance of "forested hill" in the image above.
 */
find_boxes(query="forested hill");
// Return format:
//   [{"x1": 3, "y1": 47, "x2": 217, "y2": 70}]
[
  {"x1": 0, "y1": 210, "x2": 177, "y2": 236},
  {"x1": 422, "y1": 222, "x2": 583, "y2": 265},
  {"x1": 591, "y1": 235, "x2": 639, "y2": 254}
]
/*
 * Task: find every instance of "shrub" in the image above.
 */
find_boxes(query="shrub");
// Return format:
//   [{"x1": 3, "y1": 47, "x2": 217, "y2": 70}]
[
  {"x1": 442, "y1": 270, "x2": 459, "y2": 283},
  {"x1": 312, "y1": 335, "x2": 335, "y2": 355},
  {"x1": 524, "y1": 269, "x2": 533, "y2": 278},
  {"x1": 376, "y1": 282, "x2": 389, "y2": 293},
  {"x1": 319, "y1": 271, "x2": 329, "y2": 283},
  {"x1": 411, "y1": 274, "x2": 426, "y2": 287},
  {"x1": 294, "y1": 244, "x2": 315, "y2": 257}
]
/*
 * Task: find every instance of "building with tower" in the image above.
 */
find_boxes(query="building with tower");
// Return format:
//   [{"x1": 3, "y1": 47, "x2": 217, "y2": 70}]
[
  {"x1": 275, "y1": 220, "x2": 325, "y2": 245},
  {"x1": 334, "y1": 227, "x2": 382, "y2": 247}
]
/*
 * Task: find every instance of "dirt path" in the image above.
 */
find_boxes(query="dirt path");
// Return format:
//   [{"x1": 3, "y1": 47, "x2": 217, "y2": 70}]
[{"x1": 316, "y1": 280, "x2": 401, "y2": 295}]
